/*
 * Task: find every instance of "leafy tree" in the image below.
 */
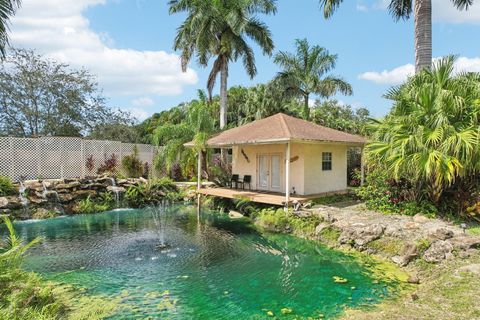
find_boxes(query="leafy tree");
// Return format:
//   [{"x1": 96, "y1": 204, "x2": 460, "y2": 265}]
[
  {"x1": 227, "y1": 82, "x2": 302, "y2": 127},
  {"x1": 366, "y1": 56, "x2": 480, "y2": 204},
  {"x1": 0, "y1": 0, "x2": 21, "y2": 57},
  {"x1": 169, "y1": 0, "x2": 276, "y2": 129},
  {"x1": 0, "y1": 49, "x2": 134, "y2": 137},
  {"x1": 310, "y1": 100, "x2": 370, "y2": 135},
  {"x1": 89, "y1": 123, "x2": 141, "y2": 143},
  {"x1": 319, "y1": 0, "x2": 473, "y2": 72},
  {"x1": 274, "y1": 38, "x2": 352, "y2": 119}
]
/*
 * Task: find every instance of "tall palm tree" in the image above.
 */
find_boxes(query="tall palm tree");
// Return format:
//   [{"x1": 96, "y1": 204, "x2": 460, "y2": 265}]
[
  {"x1": 319, "y1": 0, "x2": 473, "y2": 72},
  {"x1": 274, "y1": 38, "x2": 352, "y2": 120},
  {"x1": 169, "y1": 0, "x2": 276, "y2": 129},
  {"x1": 0, "y1": 0, "x2": 21, "y2": 58},
  {"x1": 367, "y1": 56, "x2": 480, "y2": 203}
]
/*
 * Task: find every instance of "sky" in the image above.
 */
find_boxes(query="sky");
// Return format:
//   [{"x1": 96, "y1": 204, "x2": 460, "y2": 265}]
[{"x1": 8, "y1": 0, "x2": 480, "y2": 121}]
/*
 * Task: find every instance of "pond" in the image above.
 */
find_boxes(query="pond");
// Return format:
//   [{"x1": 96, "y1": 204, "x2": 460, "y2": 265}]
[{"x1": 3, "y1": 204, "x2": 400, "y2": 319}]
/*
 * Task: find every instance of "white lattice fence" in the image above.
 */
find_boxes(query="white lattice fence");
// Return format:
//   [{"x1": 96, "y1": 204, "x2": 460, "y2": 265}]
[{"x1": 0, "y1": 137, "x2": 160, "y2": 181}]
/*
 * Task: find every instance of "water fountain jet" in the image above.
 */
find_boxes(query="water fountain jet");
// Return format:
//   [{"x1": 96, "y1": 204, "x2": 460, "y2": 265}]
[{"x1": 151, "y1": 202, "x2": 171, "y2": 250}]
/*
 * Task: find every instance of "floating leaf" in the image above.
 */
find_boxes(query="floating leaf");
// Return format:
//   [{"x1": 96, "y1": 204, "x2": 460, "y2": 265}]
[
  {"x1": 161, "y1": 290, "x2": 170, "y2": 297},
  {"x1": 266, "y1": 310, "x2": 274, "y2": 317},
  {"x1": 281, "y1": 307, "x2": 293, "y2": 314},
  {"x1": 333, "y1": 276, "x2": 348, "y2": 283}
]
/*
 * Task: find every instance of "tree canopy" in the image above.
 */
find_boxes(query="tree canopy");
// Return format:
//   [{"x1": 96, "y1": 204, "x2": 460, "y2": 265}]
[
  {"x1": 0, "y1": 49, "x2": 135, "y2": 139},
  {"x1": 169, "y1": 0, "x2": 276, "y2": 129},
  {"x1": 366, "y1": 56, "x2": 480, "y2": 204},
  {"x1": 274, "y1": 38, "x2": 352, "y2": 119}
]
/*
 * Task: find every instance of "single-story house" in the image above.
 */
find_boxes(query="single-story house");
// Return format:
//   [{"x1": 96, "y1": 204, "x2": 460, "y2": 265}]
[{"x1": 188, "y1": 113, "x2": 366, "y2": 205}]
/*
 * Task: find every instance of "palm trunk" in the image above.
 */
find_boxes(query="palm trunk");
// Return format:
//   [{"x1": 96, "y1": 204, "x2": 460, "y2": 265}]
[
  {"x1": 414, "y1": 0, "x2": 432, "y2": 73},
  {"x1": 303, "y1": 93, "x2": 310, "y2": 120},
  {"x1": 219, "y1": 60, "x2": 228, "y2": 129},
  {"x1": 220, "y1": 59, "x2": 228, "y2": 162}
]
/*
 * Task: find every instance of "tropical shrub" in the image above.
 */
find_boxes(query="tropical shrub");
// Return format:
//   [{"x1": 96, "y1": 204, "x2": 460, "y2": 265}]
[
  {"x1": 124, "y1": 178, "x2": 181, "y2": 207},
  {"x1": 0, "y1": 217, "x2": 58, "y2": 319},
  {"x1": 122, "y1": 145, "x2": 143, "y2": 178},
  {"x1": 0, "y1": 217, "x2": 119, "y2": 319},
  {"x1": 75, "y1": 195, "x2": 110, "y2": 214},
  {"x1": 209, "y1": 154, "x2": 232, "y2": 186},
  {"x1": 85, "y1": 155, "x2": 95, "y2": 175},
  {"x1": 356, "y1": 168, "x2": 437, "y2": 217},
  {"x1": 0, "y1": 175, "x2": 15, "y2": 196},
  {"x1": 366, "y1": 56, "x2": 480, "y2": 218},
  {"x1": 97, "y1": 154, "x2": 118, "y2": 175},
  {"x1": 169, "y1": 163, "x2": 184, "y2": 181}
]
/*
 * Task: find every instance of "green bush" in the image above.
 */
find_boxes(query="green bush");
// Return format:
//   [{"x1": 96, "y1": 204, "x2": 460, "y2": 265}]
[
  {"x1": 0, "y1": 175, "x2": 15, "y2": 196},
  {"x1": 122, "y1": 145, "x2": 144, "y2": 178},
  {"x1": 75, "y1": 195, "x2": 110, "y2": 214},
  {"x1": 124, "y1": 178, "x2": 182, "y2": 207},
  {"x1": 356, "y1": 168, "x2": 437, "y2": 218}
]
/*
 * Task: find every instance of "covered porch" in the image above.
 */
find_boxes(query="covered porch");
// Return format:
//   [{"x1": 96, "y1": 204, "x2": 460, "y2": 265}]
[{"x1": 197, "y1": 187, "x2": 349, "y2": 206}]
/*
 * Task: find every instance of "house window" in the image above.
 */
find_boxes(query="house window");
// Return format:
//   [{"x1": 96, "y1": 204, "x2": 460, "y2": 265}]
[{"x1": 322, "y1": 152, "x2": 332, "y2": 171}]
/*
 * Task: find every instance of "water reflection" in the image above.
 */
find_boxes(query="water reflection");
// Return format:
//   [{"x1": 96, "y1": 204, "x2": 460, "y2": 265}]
[{"x1": 0, "y1": 205, "x2": 399, "y2": 319}]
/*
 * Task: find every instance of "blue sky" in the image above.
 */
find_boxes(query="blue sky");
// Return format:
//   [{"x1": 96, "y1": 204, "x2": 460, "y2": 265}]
[{"x1": 9, "y1": 0, "x2": 480, "y2": 120}]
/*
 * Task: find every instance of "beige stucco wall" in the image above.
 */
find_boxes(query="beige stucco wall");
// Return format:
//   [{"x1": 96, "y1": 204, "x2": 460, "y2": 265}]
[
  {"x1": 231, "y1": 142, "x2": 348, "y2": 195},
  {"x1": 302, "y1": 143, "x2": 348, "y2": 194}
]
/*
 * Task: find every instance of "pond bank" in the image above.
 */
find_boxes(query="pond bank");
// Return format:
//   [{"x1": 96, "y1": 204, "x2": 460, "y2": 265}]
[
  {"x1": 0, "y1": 177, "x2": 198, "y2": 219},
  {"x1": 253, "y1": 202, "x2": 480, "y2": 319}
]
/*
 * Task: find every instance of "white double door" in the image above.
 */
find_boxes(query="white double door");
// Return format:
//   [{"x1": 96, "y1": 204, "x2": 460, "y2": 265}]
[{"x1": 257, "y1": 154, "x2": 282, "y2": 192}]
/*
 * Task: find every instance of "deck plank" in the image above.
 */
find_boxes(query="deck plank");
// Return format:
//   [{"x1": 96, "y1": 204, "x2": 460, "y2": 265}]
[{"x1": 197, "y1": 187, "x2": 348, "y2": 206}]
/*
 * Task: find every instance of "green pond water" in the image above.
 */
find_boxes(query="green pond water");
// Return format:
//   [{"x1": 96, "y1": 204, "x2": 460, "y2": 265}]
[{"x1": 3, "y1": 204, "x2": 400, "y2": 319}]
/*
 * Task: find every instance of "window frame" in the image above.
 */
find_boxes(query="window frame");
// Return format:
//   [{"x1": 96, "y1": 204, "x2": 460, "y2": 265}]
[{"x1": 322, "y1": 152, "x2": 332, "y2": 171}]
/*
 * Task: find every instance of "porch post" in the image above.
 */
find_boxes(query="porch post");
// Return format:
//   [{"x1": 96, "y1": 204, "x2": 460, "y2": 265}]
[
  {"x1": 360, "y1": 147, "x2": 365, "y2": 186},
  {"x1": 285, "y1": 142, "x2": 291, "y2": 206},
  {"x1": 197, "y1": 150, "x2": 202, "y2": 191}
]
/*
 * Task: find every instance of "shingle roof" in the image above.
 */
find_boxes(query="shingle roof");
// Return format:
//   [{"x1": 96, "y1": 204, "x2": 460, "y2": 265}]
[{"x1": 190, "y1": 113, "x2": 366, "y2": 147}]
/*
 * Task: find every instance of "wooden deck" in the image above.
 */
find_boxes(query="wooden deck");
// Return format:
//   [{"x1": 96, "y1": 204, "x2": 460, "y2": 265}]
[{"x1": 197, "y1": 187, "x2": 349, "y2": 206}]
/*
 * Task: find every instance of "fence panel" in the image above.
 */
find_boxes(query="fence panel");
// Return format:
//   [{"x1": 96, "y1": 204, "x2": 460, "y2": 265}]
[{"x1": 0, "y1": 137, "x2": 159, "y2": 181}]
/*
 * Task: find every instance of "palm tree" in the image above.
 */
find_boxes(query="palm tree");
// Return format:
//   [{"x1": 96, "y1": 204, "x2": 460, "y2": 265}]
[
  {"x1": 0, "y1": 0, "x2": 21, "y2": 58},
  {"x1": 274, "y1": 38, "x2": 352, "y2": 120},
  {"x1": 153, "y1": 90, "x2": 216, "y2": 178},
  {"x1": 319, "y1": 0, "x2": 473, "y2": 72},
  {"x1": 169, "y1": 0, "x2": 276, "y2": 129},
  {"x1": 366, "y1": 56, "x2": 480, "y2": 204}
]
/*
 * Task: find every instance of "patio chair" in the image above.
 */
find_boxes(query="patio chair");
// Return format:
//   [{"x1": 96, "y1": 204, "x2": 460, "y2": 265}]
[
  {"x1": 237, "y1": 175, "x2": 251, "y2": 190},
  {"x1": 229, "y1": 174, "x2": 239, "y2": 189}
]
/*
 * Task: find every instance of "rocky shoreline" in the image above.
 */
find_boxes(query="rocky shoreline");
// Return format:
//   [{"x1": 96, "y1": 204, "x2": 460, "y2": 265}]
[{"x1": 311, "y1": 202, "x2": 480, "y2": 267}]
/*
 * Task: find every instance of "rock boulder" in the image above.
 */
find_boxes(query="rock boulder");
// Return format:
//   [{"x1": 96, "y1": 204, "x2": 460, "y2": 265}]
[{"x1": 423, "y1": 240, "x2": 454, "y2": 263}]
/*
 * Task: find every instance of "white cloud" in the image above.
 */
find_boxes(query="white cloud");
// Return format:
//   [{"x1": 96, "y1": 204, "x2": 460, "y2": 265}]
[
  {"x1": 9, "y1": 0, "x2": 198, "y2": 97},
  {"x1": 359, "y1": 56, "x2": 480, "y2": 85},
  {"x1": 433, "y1": 0, "x2": 480, "y2": 24},
  {"x1": 356, "y1": 4, "x2": 369, "y2": 12},
  {"x1": 359, "y1": 63, "x2": 415, "y2": 85},
  {"x1": 132, "y1": 97, "x2": 155, "y2": 107}
]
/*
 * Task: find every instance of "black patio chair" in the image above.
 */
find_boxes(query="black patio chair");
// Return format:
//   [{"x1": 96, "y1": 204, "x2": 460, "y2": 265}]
[
  {"x1": 238, "y1": 175, "x2": 251, "y2": 190},
  {"x1": 229, "y1": 174, "x2": 239, "y2": 189}
]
